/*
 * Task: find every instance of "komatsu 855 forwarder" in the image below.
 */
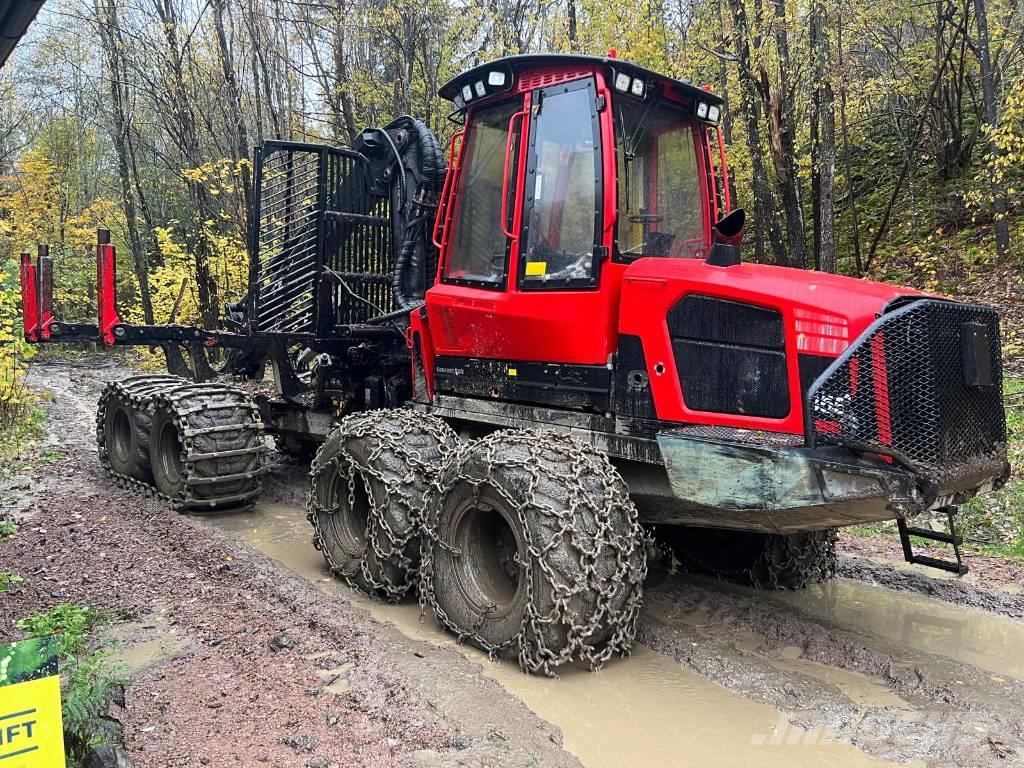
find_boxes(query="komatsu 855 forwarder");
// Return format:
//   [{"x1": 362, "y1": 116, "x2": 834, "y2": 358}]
[{"x1": 21, "y1": 54, "x2": 1009, "y2": 674}]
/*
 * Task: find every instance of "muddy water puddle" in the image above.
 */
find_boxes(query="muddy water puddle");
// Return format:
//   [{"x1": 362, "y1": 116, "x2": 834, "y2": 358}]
[
  {"x1": 771, "y1": 579, "x2": 1024, "y2": 682},
  {"x1": 645, "y1": 595, "x2": 911, "y2": 710},
  {"x1": 104, "y1": 613, "x2": 190, "y2": 673},
  {"x1": 206, "y1": 503, "x2": 904, "y2": 768}
]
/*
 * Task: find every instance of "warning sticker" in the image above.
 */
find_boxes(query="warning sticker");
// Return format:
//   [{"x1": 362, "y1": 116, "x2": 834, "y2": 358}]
[
  {"x1": 0, "y1": 637, "x2": 64, "y2": 767},
  {"x1": 524, "y1": 261, "x2": 547, "y2": 276}
]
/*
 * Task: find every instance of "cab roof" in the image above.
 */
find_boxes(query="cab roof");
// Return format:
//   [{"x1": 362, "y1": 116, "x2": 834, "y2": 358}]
[{"x1": 439, "y1": 53, "x2": 724, "y2": 107}]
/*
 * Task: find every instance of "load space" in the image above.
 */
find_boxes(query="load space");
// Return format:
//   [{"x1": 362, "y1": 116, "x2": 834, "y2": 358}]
[{"x1": 17, "y1": 54, "x2": 1010, "y2": 675}]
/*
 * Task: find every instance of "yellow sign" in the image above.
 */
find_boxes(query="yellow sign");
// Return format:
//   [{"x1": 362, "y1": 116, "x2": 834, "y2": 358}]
[
  {"x1": 0, "y1": 676, "x2": 64, "y2": 767},
  {"x1": 0, "y1": 636, "x2": 64, "y2": 768},
  {"x1": 524, "y1": 261, "x2": 547, "y2": 276}
]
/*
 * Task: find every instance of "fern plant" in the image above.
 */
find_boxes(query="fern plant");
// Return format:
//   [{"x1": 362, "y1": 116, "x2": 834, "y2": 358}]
[{"x1": 62, "y1": 651, "x2": 128, "y2": 766}]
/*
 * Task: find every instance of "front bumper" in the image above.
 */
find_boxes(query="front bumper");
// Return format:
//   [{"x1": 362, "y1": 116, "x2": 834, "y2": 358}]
[{"x1": 649, "y1": 426, "x2": 930, "y2": 533}]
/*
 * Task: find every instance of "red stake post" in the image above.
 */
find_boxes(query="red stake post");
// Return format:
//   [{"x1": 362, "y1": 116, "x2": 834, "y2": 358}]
[
  {"x1": 37, "y1": 244, "x2": 54, "y2": 340},
  {"x1": 19, "y1": 252, "x2": 39, "y2": 342},
  {"x1": 96, "y1": 229, "x2": 121, "y2": 348}
]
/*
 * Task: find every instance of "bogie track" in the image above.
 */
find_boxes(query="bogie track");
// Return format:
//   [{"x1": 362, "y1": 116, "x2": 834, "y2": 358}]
[{"x1": 97, "y1": 376, "x2": 268, "y2": 511}]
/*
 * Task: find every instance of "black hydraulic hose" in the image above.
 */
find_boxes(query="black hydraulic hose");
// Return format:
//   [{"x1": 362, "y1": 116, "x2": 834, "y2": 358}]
[
  {"x1": 365, "y1": 300, "x2": 424, "y2": 326},
  {"x1": 371, "y1": 124, "x2": 407, "y2": 213},
  {"x1": 390, "y1": 212, "x2": 428, "y2": 311},
  {"x1": 380, "y1": 115, "x2": 447, "y2": 314}
]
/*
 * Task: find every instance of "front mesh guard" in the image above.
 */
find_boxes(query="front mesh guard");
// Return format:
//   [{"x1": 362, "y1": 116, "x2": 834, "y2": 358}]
[{"x1": 805, "y1": 298, "x2": 1009, "y2": 502}]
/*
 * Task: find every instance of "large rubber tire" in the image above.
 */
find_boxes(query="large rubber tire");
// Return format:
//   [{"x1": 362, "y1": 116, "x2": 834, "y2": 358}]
[
  {"x1": 423, "y1": 429, "x2": 648, "y2": 676},
  {"x1": 669, "y1": 527, "x2": 837, "y2": 590},
  {"x1": 97, "y1": 375, "x2": 187, "y2": 483},
  {"x1": 308, "y1": 409, "x2": 456, "y2": 602},
  {"x1": 148, "y1": 383, "x2": 266, "y2": 511}
]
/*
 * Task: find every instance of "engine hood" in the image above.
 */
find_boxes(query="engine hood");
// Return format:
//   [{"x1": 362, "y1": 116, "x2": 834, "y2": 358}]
[{"x1": 620, "y1": 257, "x2": 926, "y2": 341}]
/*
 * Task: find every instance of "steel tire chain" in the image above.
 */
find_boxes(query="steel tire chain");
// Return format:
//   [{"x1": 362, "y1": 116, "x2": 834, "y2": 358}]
[
  {"x1": 306, "y1": 409, "x2": 456, "y2": 603},
  {"x1": 680, "y1": 529, "x2": 838, "y2": 590},
  {"x1": 97, "y1": 376, "x2": 267, "y2": 512},
  {"x1": 419, "y1": 429, "x2": 651, "y2": 677}
]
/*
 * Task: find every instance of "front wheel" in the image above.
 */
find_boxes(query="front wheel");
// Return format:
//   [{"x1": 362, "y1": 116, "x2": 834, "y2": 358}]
[
  {"x1": 669, "y1": 527, "x2": 837, "y2": 589},
  {"x1": 307, "y1": 410, "x2": 456, "y2": 601},
  {"x1": 422, "y1": 429, "x2": 648, "y2": 676}
]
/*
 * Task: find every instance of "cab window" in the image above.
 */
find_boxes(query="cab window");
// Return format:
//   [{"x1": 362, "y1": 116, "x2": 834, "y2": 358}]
[
  {"x1": 615, "y1": 97, "x2": 707, "y2": 260},
  {"x1": 519, "y1": 78, "x2": 602, "y2": 289},
  {"x1": 444, "y1": 97, "x2": 523, "y2": 287}
]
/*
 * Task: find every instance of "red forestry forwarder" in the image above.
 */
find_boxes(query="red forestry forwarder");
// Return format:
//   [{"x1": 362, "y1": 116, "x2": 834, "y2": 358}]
[{"x1": 20, "y1": 54, "x2": 1010, "y2": 675}]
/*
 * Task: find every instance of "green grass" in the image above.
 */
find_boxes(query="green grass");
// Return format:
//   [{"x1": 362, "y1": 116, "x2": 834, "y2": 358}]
[
  {"x1": 16, "y1": 605, "x2": 108, "y2": 659},
  {"x1": 0, "y1": 520, "x2": 18, "y2": 537},
  {"x1": 0, "y1": 571, "x2": 24, "y2": 593}
]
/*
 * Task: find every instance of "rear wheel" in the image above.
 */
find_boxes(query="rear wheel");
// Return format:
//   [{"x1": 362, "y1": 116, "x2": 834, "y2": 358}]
[
  {"x1": 669, "y1": 527, "x2": 837, "y2": 589},
  {"x1": 97, "y1": 375, "x2": 187, "y2": 484},
  {"x1": 103, "y1": 393, "x2": 144, "y2": 480},
  {"x1": 423, "y1": 429, "x2": 648, "y2": 676},
  {"x1": 148, "y1": 383, "x2": 266, "y2": 511},
  {"x1": 308, "y1": 410, "x2": 456, "y2": 601}
]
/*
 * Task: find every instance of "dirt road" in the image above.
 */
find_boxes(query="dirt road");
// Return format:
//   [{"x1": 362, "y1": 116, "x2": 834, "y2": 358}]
[{"x1": 2, "y1": 357, "x2": 1023, "y2": 767}]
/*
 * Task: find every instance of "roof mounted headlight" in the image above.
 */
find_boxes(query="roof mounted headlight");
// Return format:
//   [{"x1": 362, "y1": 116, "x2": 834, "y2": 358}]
[
  {"x1": 696, "y1": 101, "x2": 709, "y2": 119},
  {"x1": 487, "y1": 70, "x2": 507, "y2": 87},
  {"x1": 474, "y1": 80, "x2": 486, "y2": 98},
  {"x1": 707, "y1": 105, "x2": 721, "y2": 123},
  {"x1": 630, "y1": 78, "x2": 646, "y2": 98},
  {"x1": 462, "y1": 84, "x2": 473, "y2": 102},
  {"x1": 614, "y1": 72, "x2": 631, "y2": 92}
]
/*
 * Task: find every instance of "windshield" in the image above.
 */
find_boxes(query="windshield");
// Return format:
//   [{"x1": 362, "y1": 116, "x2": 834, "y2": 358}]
[{"x1": 615, "y1": 97, "x2": 708, "y2": 259}]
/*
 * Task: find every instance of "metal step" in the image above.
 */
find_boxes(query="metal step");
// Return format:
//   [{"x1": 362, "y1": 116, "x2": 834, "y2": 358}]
[
  {"x1": 906, "y1": 554, "x2": 969, "y2": 576},
  {"x1": 900, "y1": 526, "x2": 963, "y2": 546},
  {"x1": 897, "y1": 508, "x2": 968, "y2": 576}
]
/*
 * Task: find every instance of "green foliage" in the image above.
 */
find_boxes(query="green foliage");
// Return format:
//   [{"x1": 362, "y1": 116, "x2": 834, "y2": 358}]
[
  {"x1": 0, "y1": 571, "x2": 24, "y2": 593},
  {"x1": 0, "y1": 520, "x2": 17, "y2": 537},
  {"x1": 62, "y1": 651, "x2": 128, "y2": 767},
  {"x1": 0, "y1": 400, "x2": 46, "y2": 469},
  {"x1": 14, "y1": 604, "x2": 124, "y2": 766},
  {"x1": 16, "y1": 604, "x2": 107, "y2": 659}
]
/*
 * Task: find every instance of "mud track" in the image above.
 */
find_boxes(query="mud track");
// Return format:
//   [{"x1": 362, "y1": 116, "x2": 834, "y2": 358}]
[{"x1": 2, "y1": 356, "x2": 1023, "y2": 767}]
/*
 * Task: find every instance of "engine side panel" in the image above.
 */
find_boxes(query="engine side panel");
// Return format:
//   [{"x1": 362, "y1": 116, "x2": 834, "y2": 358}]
[{"x1": 618, "y1": 258, "x2": 922, "y2": 436}]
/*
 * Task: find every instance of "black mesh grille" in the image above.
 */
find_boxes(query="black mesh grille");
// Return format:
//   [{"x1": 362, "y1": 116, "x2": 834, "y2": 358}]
[
  {"x1": 668, "y1": 294, "x2": 790, "y2": 418},
  {"x1": 670, "y1": 425, "x2": 805, "y2": 449},
  {"x1": 251, "y1": 141, "x2": 393, "y2": 333},
  {"x1": 807, "y1": 299, "x2": 1008, "y2": 492}
]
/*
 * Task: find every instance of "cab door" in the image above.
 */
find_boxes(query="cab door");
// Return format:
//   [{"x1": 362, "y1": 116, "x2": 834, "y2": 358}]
[{"x1": 425, "y1": 72, "x2": 621, "y2": 408}]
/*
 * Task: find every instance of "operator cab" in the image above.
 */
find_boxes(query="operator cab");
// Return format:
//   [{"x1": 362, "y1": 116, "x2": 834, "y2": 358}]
[{"x1": 424, "y1": 54, "x2": 730, "y2": 380}]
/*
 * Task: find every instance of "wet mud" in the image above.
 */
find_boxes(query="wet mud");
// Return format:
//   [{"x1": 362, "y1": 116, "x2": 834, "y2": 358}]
[{"x1": 209, "y1": 502, "x2": 897, "y2": 768}]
